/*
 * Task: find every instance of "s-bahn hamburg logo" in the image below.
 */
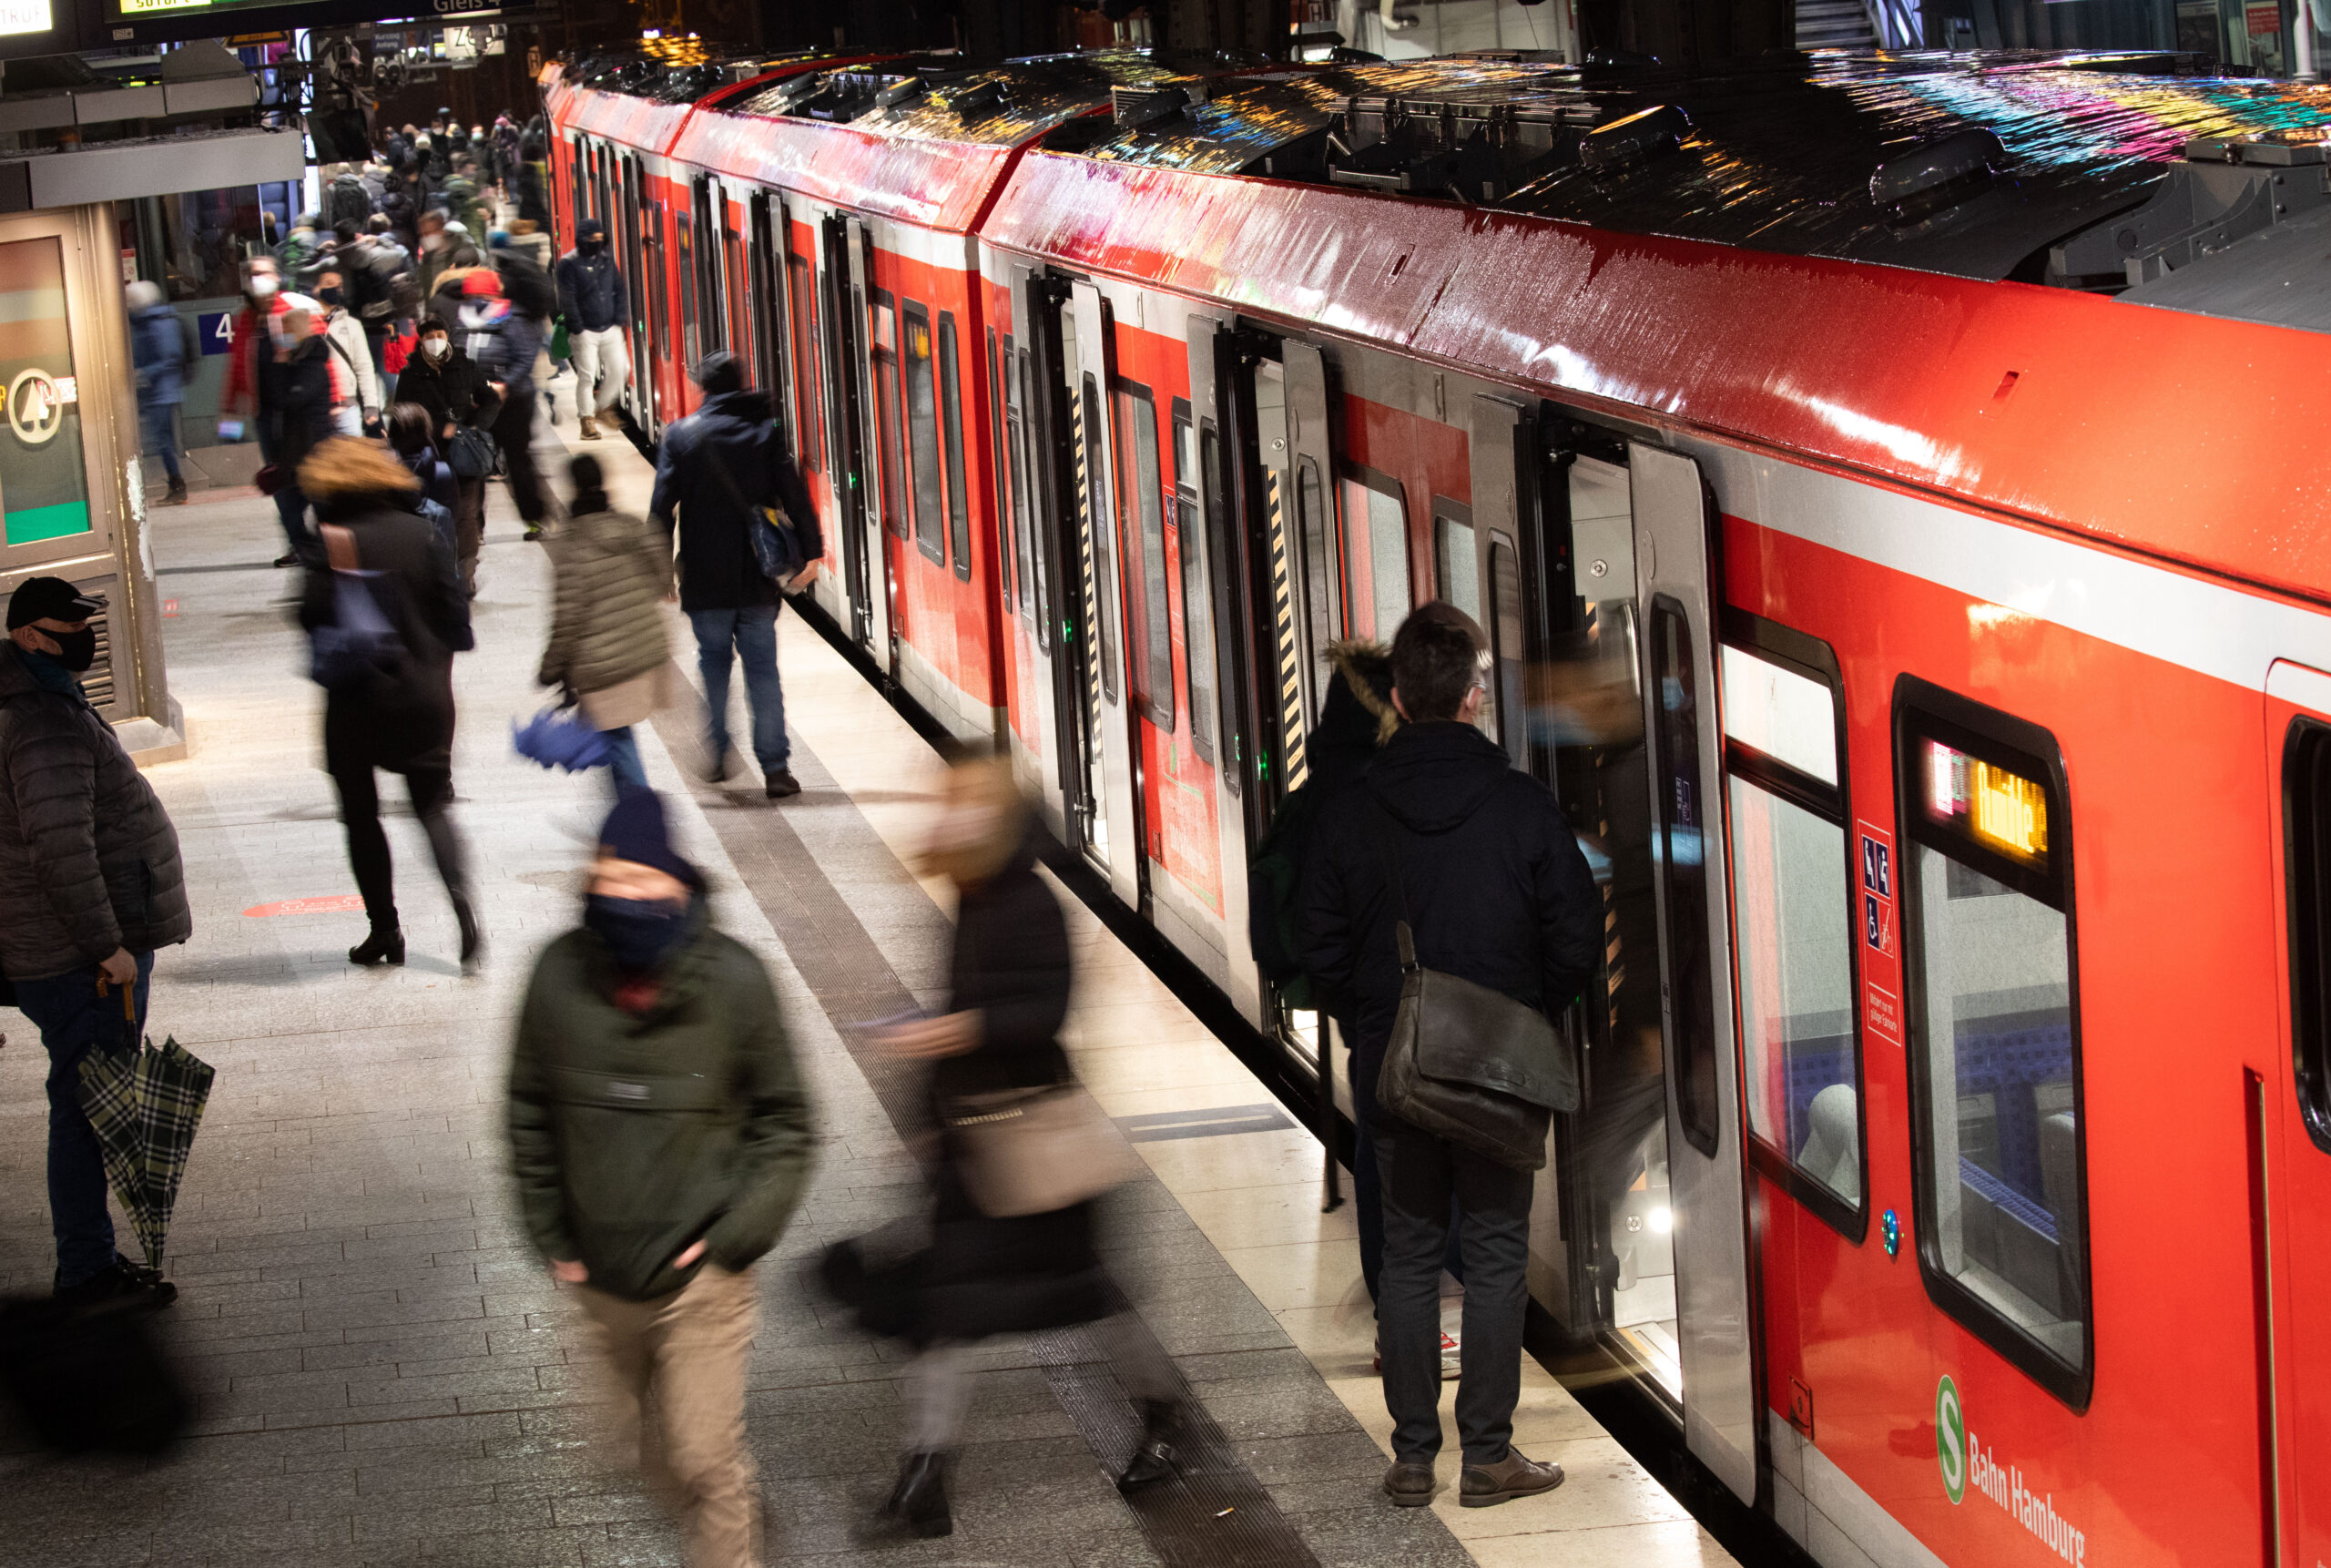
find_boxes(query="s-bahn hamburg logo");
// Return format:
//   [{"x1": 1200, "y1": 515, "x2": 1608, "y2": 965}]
[
  {"x1": 6, "y1": 368, "x2": 62, "y2": 446},
  {"x1": 1936, "y1": 1375, "x2": 1967, "y2": 1503}
]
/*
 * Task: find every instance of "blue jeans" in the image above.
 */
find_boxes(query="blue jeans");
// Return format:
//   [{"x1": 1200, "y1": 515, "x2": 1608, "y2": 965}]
[
  {"x1": 139, "y1": 401, "x2": 181, "y2": 484},
  {"x1": 14, "y1": 952, "x2": 154, "y2": 1288},
  {"x1": 602, "y1": 725, "x2": 648, "y2": 797},
  {"x1": 687, "y1": 603, "x2": 787, "y2": 775}
]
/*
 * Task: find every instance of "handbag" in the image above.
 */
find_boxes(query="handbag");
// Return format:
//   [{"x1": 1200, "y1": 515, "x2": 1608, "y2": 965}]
[
  {"x1": 703, "y1": 439, "x2": 805, "y2": 584},
  {"x1": 1368, "y1": 801, "x2": 1576, "y2": 1171},
  {"x1": 307, "y1": 524, "x2": 410, "y2": 694},
  {"x1": 443, "y1": 424, "x2": 497, "y2": 480},
  {"x1": 944, "y1": 1083, "x2": 1137, "y2": 1218}
]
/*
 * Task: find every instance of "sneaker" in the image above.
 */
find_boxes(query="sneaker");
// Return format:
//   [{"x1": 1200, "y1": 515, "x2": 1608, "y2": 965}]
[
  {"x1": 765, "y1": 769, "x2": 801, "y2": 799},
  {"x1": 272, "y1": 552, "x2": 300, "y2": 568},
  {"x1": 1459, "y1": 1449, "x2": 1563, "y2": 1509},
  {"x1": 1382, "y1": 1460, "x2": 1436, "y2": 1508},
  {"x1": 578, "y1": 415, "x2": 600, "y2": 441}
]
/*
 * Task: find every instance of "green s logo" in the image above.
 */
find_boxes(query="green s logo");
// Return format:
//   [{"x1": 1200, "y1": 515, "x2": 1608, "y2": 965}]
[{"x1": 1936, "y1": 1375, "x2": 1966, "y2": 1504}]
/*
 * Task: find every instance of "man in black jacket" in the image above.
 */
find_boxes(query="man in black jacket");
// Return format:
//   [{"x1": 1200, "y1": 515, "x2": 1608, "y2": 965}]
[
  {"x1": 650, "y1": 353, "x2": 819, "y2": 799},
  {"x1": 0, "y1": 578, "x2": 192, "y2": 1306},
  {"x1": 1301, "y1": 604, "x2": 1600, "y2": 1512},
  {"x1": 555, "y1": 217, "x2": 628, "y2": 441}
]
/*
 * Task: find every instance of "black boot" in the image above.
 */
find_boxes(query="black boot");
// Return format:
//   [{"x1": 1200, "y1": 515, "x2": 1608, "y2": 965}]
[
  {"x1": 883, "y1": 1451, "x2": 951, "y2": 1538},
  {"x1": 452, "y1": 893, "x2": 482, "y2": 974},
  {"x1": 349, "y1": 926, "x2": 405, "y2": 966},
  {"x1": 1118, "y1": 1400, "x2": 1183, "y2": 1493}
]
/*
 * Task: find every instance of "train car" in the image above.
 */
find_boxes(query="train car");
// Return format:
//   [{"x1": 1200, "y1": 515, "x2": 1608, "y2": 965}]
[{"x1": 545, "y1": 44, "x2": 2331, "y2": 1568}]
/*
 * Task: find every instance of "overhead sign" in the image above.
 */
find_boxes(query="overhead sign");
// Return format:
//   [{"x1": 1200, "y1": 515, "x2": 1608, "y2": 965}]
[{"x1": 0, "y1": 0, "x2": 49, "y2": 36}]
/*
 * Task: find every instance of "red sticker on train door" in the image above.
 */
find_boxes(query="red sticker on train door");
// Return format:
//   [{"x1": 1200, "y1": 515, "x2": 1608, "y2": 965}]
[{"x1": 1858, "y1": 821, "x2": 1902, "y2": 1046}]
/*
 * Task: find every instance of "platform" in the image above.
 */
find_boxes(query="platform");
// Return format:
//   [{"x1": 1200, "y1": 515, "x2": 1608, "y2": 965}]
[{"x1": 0, "y1": 388, "x2": 1738, "y2": 1568}]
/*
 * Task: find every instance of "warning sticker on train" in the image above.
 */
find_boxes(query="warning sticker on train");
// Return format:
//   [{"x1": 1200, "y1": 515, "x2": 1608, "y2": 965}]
[{"x1": 1940, "y1": 1374, "x2": 2091, "y2": 1565}]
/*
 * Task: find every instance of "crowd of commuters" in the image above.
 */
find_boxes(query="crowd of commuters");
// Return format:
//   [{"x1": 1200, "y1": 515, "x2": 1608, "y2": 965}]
[{"x1": 30, "y1": 97, "x2": 1607, "y2": 1562}]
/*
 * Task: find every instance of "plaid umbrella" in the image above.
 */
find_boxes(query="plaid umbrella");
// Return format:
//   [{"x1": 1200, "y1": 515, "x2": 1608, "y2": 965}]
[{"x1": 76, "y1": 987, "x2": 215, "y2": 1276}]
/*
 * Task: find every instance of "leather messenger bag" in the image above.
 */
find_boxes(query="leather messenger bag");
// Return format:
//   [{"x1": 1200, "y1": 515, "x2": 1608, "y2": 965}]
[{"x1": 1368, "y1": 801, "x2": 1579, "y2": 1170}]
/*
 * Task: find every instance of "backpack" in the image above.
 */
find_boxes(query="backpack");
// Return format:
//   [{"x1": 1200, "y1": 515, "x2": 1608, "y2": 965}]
[
  {"x1": 1247, "y1": 779, "x2": 1326, "y2": 1010},
  {"x1": 307, "y1": 524, "x2": 410, "y2": 694},
  {"x1": 329, "y1": 174, "x2": 372, "y2": 228}
]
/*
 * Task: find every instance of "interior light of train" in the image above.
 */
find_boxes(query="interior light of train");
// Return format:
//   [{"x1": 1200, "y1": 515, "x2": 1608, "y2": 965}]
[
  {"x1": 1925, "y1": 739, "x2": 2047, "y2": 865},
  {"x1": 1649, "y1": 1205, "x2": 1674, "y2": 1235},
  {"x1": 1720, "y1": 644, "x2": 1836, "y2": 783}
]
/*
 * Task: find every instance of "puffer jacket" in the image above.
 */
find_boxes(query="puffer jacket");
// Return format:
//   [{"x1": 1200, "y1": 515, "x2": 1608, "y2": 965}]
[
  {"x1": 537, "y1": 506, "x2": 671, "y2": 697},
  {"x1": 0, "y1": 642, "x2": 191, "y2": 982},
  {"x1": 506, "y1": 906, "x2": 817, "y2": 1301}
]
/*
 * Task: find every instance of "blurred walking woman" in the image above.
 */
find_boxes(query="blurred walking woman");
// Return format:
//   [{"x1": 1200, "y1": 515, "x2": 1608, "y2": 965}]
[
  {"x1": 295, "y1": 437, "x2": 480, "y2": 971},
  {"x1": 877, "y1": 756, "x2": 1183, "y2": 1537},
  {"x1": 537, "y1": 453, "x2": 671, "y2": 798}
]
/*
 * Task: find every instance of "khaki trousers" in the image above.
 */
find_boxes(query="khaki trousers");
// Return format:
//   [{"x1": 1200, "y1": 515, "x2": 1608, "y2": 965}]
[{"x1": 573, "y1": 1264, "x2": 761, "y2": 1568}]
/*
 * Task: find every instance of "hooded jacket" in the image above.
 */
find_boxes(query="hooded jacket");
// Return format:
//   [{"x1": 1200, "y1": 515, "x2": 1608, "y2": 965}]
[
  {"x1": 129, "y1": 301, "x2": 188, "y2": 408},
  {"x1": 0, "y1": 641, "x2": 191, "y2": 982},
  {"x1": 537, "y1": 505, "x2": 672, "y2": 697},
  {"x1": 1299, "y1": 720, "x2": 1601, "y2": 1121},
  {"x1": 507, "y1": 906, "x2": 816, "y2": 1301},
  {"x1": 649, "y1": 388, "x2": 820, "y2": 612},
  {"x1": 556, "y1": 223, "x2": 627, "y2": 333}
]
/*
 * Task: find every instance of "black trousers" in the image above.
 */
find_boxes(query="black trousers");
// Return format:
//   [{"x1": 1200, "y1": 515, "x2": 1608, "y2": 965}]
[
  {"x1": 331, "y1": 759, "x2": 469, "y2": 934},
  {"x1": 490, "y1": 390, "x2": 546, "y2": 524},
  {"x1": 1375, "y1": 1116, "x2": 1532, "y2": 1466}
]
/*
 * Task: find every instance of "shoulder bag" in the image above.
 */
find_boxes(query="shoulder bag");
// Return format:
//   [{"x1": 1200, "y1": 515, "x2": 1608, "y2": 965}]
[
  {"x1": 944, "y1": 1081, "x2": 1138, "y2": 1218},
  {"x1": 443, "y1": 423, "x2": 497, "y2": 480},
  {"x1": 307, "y1": 524, "x2": 410, "y2": 694},
  {"x1": 703, "y1": 437, "x2": 805, "y2": 584},
  {"x1": 1368, "y1": 799, "x2": 1577, "y2": 1171}
]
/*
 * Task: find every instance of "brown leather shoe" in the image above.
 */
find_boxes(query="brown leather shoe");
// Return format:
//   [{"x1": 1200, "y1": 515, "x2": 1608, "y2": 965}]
[
  {"x1": 1460, "y1": 1450, "x2": 1564, "y2": 1508},
  {"x1": 1383, "y1": 1460, "x2": 1436, "y2": 1507}
]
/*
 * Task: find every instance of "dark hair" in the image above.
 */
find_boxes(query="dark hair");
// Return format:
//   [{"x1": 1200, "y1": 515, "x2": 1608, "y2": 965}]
[
  {"x1": 333, "y1": 219, "x2": 358, "y2": 244},
  {"x1": 568, "y1": 453, "x2": 607, "y2": 514},
  {"x1": 693, "y1": 351, "x2": 743, "y2": 396},
  {"x1": 418, "y1": 314, "x2": 451, "y2": 340},
  {"x1": 367, "y1": 213, "x2": 391, "y2": 233},
  {"x1": 1389, "y1": 603, "x2": 1488, "y2": 724},
  {"x1": 384, "y1": 402, "x2": 433, "y2": 456},
  {"x1": 447, "y1": 245, "x2": 481, "y2": 270}
]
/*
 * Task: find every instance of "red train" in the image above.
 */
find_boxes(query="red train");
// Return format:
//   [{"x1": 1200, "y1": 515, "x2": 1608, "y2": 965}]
[{"x1": 545, "y1": 46, "x2": 2331, "y2": 1568}]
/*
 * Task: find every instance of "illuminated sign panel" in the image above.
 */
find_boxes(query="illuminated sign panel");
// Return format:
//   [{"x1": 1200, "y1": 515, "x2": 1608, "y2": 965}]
[
  {"x1": 0, "y1": 0, "x2": 50, "y2": 36},
  {"x1": 1925, "y1": 738, "x2": 2049, "y2": 869}
]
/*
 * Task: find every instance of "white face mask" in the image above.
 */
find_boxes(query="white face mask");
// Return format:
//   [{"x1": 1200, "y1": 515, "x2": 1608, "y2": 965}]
[
  {"x1": 248, "y1": 274, "x2": 278, "y2": 299},
  {"x1": 422, "y1": 232, "x2": 446, "y2": 254},
  {"x1": 421, "y1": 337, "x2": 449, "y2": 362}
]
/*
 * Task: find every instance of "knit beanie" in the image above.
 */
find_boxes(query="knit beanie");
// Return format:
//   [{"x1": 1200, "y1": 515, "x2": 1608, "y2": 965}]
[{"x1": 597, "y1": 791, "x2": 704, "y2": 890}]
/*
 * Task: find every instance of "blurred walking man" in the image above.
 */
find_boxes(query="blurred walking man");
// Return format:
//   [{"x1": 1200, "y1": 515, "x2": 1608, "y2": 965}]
[{"x1": 508, "y1": 791, "x2": 815, "y2": 1566}]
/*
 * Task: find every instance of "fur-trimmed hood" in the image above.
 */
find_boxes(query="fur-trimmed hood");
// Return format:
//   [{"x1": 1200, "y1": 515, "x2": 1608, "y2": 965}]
[{"x1": 1324, "y1": 639, "x2": 1399, "y2": 746}]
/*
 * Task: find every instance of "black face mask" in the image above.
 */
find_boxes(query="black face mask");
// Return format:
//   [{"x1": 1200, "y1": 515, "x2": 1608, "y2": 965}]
[
  {"x1": 585, "y1": 892, "x2": 692, "y2": 972},
  {"x1": 580, "y1": 237, "x2": 606, "y2": 253},
  {"x1": 317, "y1": 286, "x2": 344, "y2": 307},
  {"x1": 44, "y1": 626, "x2": 96, "y2": 672}
]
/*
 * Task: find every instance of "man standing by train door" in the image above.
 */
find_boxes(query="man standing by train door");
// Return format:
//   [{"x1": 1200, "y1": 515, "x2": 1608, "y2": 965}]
[
  {"x1": 1301, "y1": 603, "x2": 1602, "y2": 1512},
  {"x1": 556, "y1": 217, "x2": 629, "y2": 441}
]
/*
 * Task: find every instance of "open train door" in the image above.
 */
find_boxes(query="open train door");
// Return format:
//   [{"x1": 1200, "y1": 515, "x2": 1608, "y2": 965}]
[
  {"x1": 828, "y1": 213, "x2": 891, "y2": 670},
  {"x1": 1003, "y1": 263, "x2": 1073, "y2": 841},
  {"x1": 1065, "y1": 279, "x2": 1142, "y2": 909},
  {"x1": 1630, "y1": 442, "x2": 1758, "y2": 1504},
  {"x1": 2263, "y1": 660, "x2": 2331, "y2": 1568}
]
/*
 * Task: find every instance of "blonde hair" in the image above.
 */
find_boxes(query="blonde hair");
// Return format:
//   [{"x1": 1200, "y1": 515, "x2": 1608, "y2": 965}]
[{"x1": 919, "y1": 754, "x2": 1028, "y2": 888}]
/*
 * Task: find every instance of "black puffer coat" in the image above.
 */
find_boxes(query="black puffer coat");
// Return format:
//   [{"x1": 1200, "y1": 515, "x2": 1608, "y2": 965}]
[
  {"x1": 648, "y1": 389, "x2": 820, "y2": 612},
  {"x1": 921, "y1": 831, "x2": 1114, "y2": 1341},
  {"x1": 0, "y1": 643, "x2": 190, "y2": 981},
  {"x1": 1300, "y1": 720, "x2": 1603, "y2": 1128}
]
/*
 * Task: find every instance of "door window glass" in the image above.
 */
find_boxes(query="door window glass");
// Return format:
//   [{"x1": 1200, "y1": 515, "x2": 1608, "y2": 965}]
[
  {"x1": 1727, "y1": 644, "x2": 1860, "y2": 1217},
  {"x1": 1901, "y1": 689, "x2": 2088, "y2": 1397},
  {"x1": 1338, "y1": 471, "x2": 1411, "y2": 642},
  {"x1": 1115, "y1": 382, "x2": 1173, "y2": 731},
  {"x1": 1488, "y1": 538, "x2": 1526, "y2": 755},
  {"x1": 990, "y1": 331, "x2": 1012, "y2": 611},
  {"x1": 871, "y1": 293, "x2": 902, "y2": 535},
  {"x1": 786, "y1": 254, "x2": 819, "y2": 471},
  {"x1": 1021, "y1": 348, "x2": 1049, "y2": 651},
  {"x1": 903, "y1": 302, "x2": 942, "y2": 563},
  {"x1": 1297, "y1": 457, "x2": 1338, "y2": 697},
  {"x1": 1081, "y1": 372, "x2": 1118, "y2": 701},
  {"x1": 1176, "y1": 404, "x2": 1215, "y2": 764},
  {"x1": 0, "y1": 238, "x2": 91, "y2": 546},
  {"x1": 1437, "y1": 509, "x2": 1480, "y2": 623},
  {"x1": 1651, "y1": 600, "x2": 1722, "y2": 1157},
  {"x1": 940, "y1": 312, "x2": 970, "y2": 581}
]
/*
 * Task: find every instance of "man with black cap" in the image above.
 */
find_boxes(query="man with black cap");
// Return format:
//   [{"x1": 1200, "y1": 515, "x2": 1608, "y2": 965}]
[
  {"x1": 649, "y1": 352, "x2": 819, "y2": 799},
  {"x1": 508, "y1": 790, "x2": 813, "y2": 1567},
  {"x1": 0, "y1": 576, "x2": 190, "y2": 1305}
]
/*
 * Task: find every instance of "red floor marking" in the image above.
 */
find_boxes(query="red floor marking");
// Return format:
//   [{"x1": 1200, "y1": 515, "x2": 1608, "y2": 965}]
[{"x1": 243, "y1": 895, "x2": 365, "y2": 917}]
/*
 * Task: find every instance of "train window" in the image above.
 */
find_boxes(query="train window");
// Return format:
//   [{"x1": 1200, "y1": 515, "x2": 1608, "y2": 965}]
[
  {"x1": 690, "y1": 181, "x2": 723, "y2": 357},
  {"x1": 1897, "y1": 679, "x2": 2089, "y2": 1404},
  {"x1": 1201, "y1": 420, "x2": 1233, "y2": 790},
  {"x1": 1115, "y1": 382, "x2": 1174, "y2": 732},
  {"x1": 1723, "y1": 623, "x2": 1864, "y2": 1231},
  {"x1": 1436, "y1": 504, "x2": 1479, "y2": 624},
  {"x1": 1487, "y1": 537, "x2": 1526, "y2": 755},
  {"x1": 990, "y1": 331, "x2": 1012, "y2": 612},
  {"x1": 1081, "y1": 373, "x2": 1119, "y2": 703},
  {"x1": 903, "y1": 303, "x2": 944, "y2": 565},
  {"x1": 940, "y1": 314, "x2": 971, "y2": 583},
  {"x1": 1651, "y1": 599, "x2": 1723, "y2": 1157},
  {"x1": 871, "y1": 294, "x2": 903, "y2": 537},
  {"x1": 1339, "y1": 468, "x2": 1411, "y2": 643},
  {"x1": 1019, "y1": 348, "x2": 1048, "y2": 653},
  {"x1": 785, "y1": 256, "x2": 819, "y2": 472},
  {"x1": 2286, "y1": 719, "x2": 2331, "y2": 1153},
  {"x1": 1176, "y1": 402, "x2": 1215, "y2": 765}
]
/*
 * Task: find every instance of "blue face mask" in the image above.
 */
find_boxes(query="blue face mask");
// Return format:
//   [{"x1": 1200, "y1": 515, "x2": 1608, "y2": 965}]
[{"x1": 584, "y1": 892, "x2": 692, "y2": 972}]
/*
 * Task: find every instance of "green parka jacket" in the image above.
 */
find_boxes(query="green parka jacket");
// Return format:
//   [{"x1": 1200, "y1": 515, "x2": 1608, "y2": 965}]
[
  {"x1": 507, "y1": 907, "x2": 814, "y2": 1301},
  {"x1": 536, "y1": 506, "x2": 670, "y2": 697}
]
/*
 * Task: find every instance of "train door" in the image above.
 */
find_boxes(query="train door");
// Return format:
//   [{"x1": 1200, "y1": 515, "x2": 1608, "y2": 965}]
[
  {"x1": 2265, "y1": 661, "x2": 2331, "y2": 1567},
  {"x1": 748, "y1": 193, "x2": 786, "y2": 432},
  {"x1": 689, "y1": 177, "x2": 725, "y2": 360},
  {"x1": 617, "y1": 154, "x2": 659, "y2": 433},
  {"x1": 1631, "y1": 442, "x2": 1758, "y2": 1504},
  {"x1": 1064, "y1": 280, "x2": 1141, "y2": 907},
  {"x1": 998, "y1": 264, "x2": 1067, "y2": 832},
  {"x1": 821, "y1": 213, "x2": 887, "y2": 669}
]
